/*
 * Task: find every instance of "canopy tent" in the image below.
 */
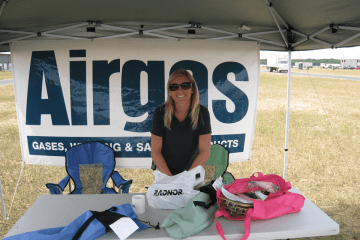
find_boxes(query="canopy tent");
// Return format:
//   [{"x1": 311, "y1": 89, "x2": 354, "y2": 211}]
[
  {"x1": 1, "y1": 0, "x2": 359, "y2": 172},
  {"x1": 1, "y1": 0, "x2": 360, "y2": 223},
  {"x1": 0, "y1": 0, "x2": 360, "y2": 52},
  {"x1": 0, "y1": 0, "x2": 360, "y2": 171},
  {"x1": 1, "y1": 0, "x2": 359, "y2": 171}
]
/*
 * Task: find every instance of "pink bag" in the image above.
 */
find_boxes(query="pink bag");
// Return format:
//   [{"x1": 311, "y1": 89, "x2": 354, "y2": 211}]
[{"x1": 215, "y1": 172, "x2": 305, "y2": 240}]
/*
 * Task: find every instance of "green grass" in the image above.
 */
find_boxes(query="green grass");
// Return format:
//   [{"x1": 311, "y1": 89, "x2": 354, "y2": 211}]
[
  {"x1": 291, "y1": 67, "x2": 360, "y2": 77},
  {"x1": 0, "y1": 71, "x2": 12, "y2": 80},
  {"x1": 231, "y1": 72, "x2": 360, "y2": 239},
  {"x1": 1, "y1": 72, "x2": 360, "y2": 239}
]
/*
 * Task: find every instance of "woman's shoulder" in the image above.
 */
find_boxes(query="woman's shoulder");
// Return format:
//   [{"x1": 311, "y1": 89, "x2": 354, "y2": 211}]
[
  {"x1": 154, "y1": 103, "x2": 165, "y2": 115},
  {"x1": 198, "y1": 104, "x2": 210, "y2": 114},
  {"x1": 155, "y1": 103, "x2": 166, "y2": 113},
  {"x1": 197, "y1": 104, "x2": 211, "y2": 129}
]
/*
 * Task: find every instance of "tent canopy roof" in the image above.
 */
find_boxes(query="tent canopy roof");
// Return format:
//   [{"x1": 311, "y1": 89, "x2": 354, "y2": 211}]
[{"x1": 1, "y1": 0, "x2": 360, "y2": 52}]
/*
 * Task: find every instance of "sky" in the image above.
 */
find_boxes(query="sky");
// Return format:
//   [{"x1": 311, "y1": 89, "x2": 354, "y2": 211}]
[
  {"x1": 260, "y1": 46, "x2": 360, "y2": 60},
  {"x1": 4, "y1": 45, "x2": 360, "y2": 60}
]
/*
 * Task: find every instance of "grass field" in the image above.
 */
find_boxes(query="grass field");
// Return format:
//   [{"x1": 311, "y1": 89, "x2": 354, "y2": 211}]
[
  {"x1": 290, "y1": 67, "x2": 360, "y2": 77},
  {"x1": 1, "y1": 71, "x2": 359, "y2": 239},
  {"x1": 0, "y1": 71, "x2": 12, "y2": 80}
]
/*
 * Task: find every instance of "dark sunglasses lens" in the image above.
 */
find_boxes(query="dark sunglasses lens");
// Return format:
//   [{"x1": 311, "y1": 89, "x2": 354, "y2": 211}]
[
  {"x1": 169, "y1": 84, "x2": 179, "y2": 91},
  {"x1": 180, "y1": 83, "x2": 192, "y2": 90}
]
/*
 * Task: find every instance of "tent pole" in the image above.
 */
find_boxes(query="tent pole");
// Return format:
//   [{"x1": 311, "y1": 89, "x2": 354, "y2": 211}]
[
  {"x1": 283, "y1": 50, "x2": 292, "y2": 180},
  {"x1": 0, "y1": 178, "x2": 7, "y2": 219}
]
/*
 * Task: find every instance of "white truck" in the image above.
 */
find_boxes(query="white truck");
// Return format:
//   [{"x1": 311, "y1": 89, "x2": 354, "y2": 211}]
[
  {"x1": 295, "y1": 62, "x2": 313, "y2": 68},
  {"x1": 266, "y1": 54, "x2": 289, "y2": 72}
]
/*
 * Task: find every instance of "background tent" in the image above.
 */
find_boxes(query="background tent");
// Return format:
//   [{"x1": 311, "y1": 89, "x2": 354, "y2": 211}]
[
  {"x1": 2, "y1": 0, "x2": 360, "y2": 176},
  {"x1": 1, "y1": 0, "x2": 359, "y2": 237},
  {"x1": 0, "y1": 0, "x2": 359, "y2": 182},
  {"x1": 0, "y1": 0, "x2": 360, "y2": 52}
]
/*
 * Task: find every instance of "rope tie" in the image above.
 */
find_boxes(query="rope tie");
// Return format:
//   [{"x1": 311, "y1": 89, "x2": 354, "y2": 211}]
[
  {"x1": 1, "y1": 161, "x2": 25, "y2": 220},
  {"x1": 297, "y1": 52, "x2": 353, "y2": 178}
]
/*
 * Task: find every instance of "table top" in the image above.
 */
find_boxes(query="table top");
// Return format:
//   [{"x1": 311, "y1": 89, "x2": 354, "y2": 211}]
[{"x1": 5, "y1": 187, "x2": 339, "y2": 240}]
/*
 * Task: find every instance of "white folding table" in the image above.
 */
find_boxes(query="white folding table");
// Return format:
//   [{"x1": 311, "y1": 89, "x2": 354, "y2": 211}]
[{"x1": 4, "y1": 187, "x2": 339, "y2": 239}]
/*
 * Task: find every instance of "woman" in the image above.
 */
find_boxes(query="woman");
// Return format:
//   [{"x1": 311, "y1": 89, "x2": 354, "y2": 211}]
[{"x1": 150, "y1": 69, "x2": 212, "y2": 176}]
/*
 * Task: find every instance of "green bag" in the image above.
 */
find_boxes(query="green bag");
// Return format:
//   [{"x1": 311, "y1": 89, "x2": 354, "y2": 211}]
[{"x1": 161, "y1": 191, "x2": 218, "y2": 239}]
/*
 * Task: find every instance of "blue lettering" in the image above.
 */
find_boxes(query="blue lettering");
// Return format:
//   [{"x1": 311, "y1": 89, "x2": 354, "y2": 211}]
[
  {"x1": 70, "y1": 49, "x2": 86, "y2": 58},
  {"x1": 93, "y1": 59, "x2": 120, "y2": 125},
  {"x1": 26, "y1": 51, "x2": 69, "y2": 125},
  {"x1": 212, "y1": 62, "x2": 249, "y2": 123},
  {"x1": 70, "y1": 60, "x2": 87, "y2": 125},
  {"x1": 26, "y1": 51, "x2": 250, "y2": 130},
  {"x1": 121, "y1": 60, "x2": 165, "y2": 132}
]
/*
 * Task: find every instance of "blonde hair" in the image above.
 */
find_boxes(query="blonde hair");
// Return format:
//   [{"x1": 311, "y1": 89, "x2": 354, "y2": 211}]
[{"x1": 164, "y1": 69, "x2": 200, "y2": 130}]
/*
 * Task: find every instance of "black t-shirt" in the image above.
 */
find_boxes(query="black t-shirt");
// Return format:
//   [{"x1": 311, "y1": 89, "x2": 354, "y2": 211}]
[{"x1": 150, "y1": 104, "x2": 212, "y2": 175}]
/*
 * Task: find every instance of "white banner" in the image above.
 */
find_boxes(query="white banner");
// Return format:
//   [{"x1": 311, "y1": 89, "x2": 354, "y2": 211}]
[{"x1": 11, "y1": 39, "x2": 260, "y2": 168}]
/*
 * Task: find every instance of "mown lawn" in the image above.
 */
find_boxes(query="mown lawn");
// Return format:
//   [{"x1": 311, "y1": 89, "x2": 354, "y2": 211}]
[{"x1": 0, "y1": 71, "x2": 12, "y2": 80}]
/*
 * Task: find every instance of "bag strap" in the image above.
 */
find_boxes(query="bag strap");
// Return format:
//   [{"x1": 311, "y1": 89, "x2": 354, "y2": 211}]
[
  {"x1": 242, "y1": 208, "x2": 253, "y2": 240},
  {"x1": 72, "y1": 208, "x2": 125, "y2": 240},
  {"x1": 193, "y1": 181, "x2": 217, "y2": 209},
  {"x1": 215, "y1": 208, "x2": 254, "y2": 240},
  {"x1": 215, "y1": 210, "x2": 227, "y2": 240}
]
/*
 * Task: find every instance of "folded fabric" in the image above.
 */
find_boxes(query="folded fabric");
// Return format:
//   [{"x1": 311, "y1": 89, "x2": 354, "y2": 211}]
[
  {"x1": 4, "y1": 204, "x2": 148, "y2": 240},
  {"x1": 161, "y1": 191, "x2": 218, "y2": 239}
]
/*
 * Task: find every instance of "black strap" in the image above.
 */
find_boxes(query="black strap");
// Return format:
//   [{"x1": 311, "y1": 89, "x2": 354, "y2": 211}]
[
  {"x1": 72, "y1": 214, "x2": 97, "y2": 240},
  {"x1": 193, "y1": 200, "x2": 217, "y2": 209},
  {"x1": 193, "y1": 181, "x2": 217, "y2": 209},
  {"x1": 139, "y1": 220, "x2": 161, "y2": 230},
  {"x1": 72, "y1": 207, "x2": 125, "y2": 240}
]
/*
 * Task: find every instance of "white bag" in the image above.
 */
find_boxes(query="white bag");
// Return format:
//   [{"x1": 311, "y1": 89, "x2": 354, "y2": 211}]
[{"x1": 146, "y1": 166, "x2": 205, "y2": 209}]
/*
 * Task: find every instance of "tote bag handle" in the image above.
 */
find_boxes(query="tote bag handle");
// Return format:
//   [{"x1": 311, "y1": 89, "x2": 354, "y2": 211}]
[
  {"x1": 251, "y1": 172, "x2": 263, "y2": 178},
  {"x1": 215, "y1": 209, "x2": 253, "y2": 240}
]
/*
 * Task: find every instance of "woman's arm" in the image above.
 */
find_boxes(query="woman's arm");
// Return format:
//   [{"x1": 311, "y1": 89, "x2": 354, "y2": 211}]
[
  {"x1": 189, "y1": 133, "x2": 211, "y2": 170},
  {"x1": 151, "y1": 134, "x2": 173, "y2": 176}
]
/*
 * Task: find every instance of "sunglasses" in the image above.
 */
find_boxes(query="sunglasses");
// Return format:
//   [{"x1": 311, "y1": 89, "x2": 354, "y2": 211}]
[{"x1": 169, "y1": 82, "x2": 193, "y2": 91}]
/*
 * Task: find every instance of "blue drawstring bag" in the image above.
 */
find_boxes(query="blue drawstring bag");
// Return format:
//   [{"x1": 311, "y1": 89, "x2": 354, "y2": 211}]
[{"x1": 4, "y1": 204, "x2": 148, "y2": 240}]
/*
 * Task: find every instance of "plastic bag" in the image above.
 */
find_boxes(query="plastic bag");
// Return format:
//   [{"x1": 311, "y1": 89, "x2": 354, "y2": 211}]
[{"x1": 146, "y1": 166, "x2": 205, "y2": 209}]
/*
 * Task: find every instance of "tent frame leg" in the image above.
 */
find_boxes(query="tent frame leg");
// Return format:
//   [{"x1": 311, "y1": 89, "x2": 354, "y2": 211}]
[
  {"x1": 0, "y1": 178, "x2": 8, "y2": 219},
  {"x1": 283, "y1": 50, "x2": 291, "y2": 180}
]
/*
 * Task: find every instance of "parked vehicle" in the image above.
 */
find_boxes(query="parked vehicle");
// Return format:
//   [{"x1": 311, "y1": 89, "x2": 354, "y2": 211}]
[
  {"x1": 340, "y1": 59, "x2": 360, "y2": 69},
  {"x1": 295, "y1": 62, "x2": 313, "y2": 68},
  {"x1": 266, "y1": 54, "x2": 289, "y2": 72}
]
